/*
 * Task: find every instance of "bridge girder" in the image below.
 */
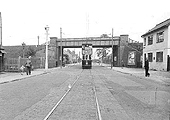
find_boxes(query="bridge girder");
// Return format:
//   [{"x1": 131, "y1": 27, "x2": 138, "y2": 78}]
[
  {"x1": 50, "y1": 35, "x2": 129, "y2": 67},
  {"x1": 51, "y1": 37, "x2": 120, "y2": 48}
]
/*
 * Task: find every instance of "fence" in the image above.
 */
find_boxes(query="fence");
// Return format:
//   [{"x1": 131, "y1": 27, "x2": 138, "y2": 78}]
[
  {"x1": 4, "y1": 57, "x2": 56, "y2": 72},
  {"x1": 4, "y1": 58, "x2": 19, "y2": 72}
]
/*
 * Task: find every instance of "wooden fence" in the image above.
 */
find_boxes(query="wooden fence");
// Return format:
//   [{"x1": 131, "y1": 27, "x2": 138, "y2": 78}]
[{"x1": 4, "y1": 57, "x2": 56, "y2": 72}]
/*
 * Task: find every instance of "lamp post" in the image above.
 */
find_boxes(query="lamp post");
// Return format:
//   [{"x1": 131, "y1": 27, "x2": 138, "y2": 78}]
[{"x1": 45, "y1": 25, "x2": 49, "y2": 70}]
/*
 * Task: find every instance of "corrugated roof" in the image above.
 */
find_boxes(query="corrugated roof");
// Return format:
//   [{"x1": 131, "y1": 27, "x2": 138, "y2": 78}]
[{"x1": 141, "y1": 18, "x2": 170, "y2": 37}]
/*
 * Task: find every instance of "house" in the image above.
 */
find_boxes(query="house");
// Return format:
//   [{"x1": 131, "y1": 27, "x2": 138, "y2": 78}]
[
  {"x1": 141, "y1": 18, "x2": 170, "y2": 71},
  {"x1": 0, "y1": 46, "x2": 6, "y2": 71}
]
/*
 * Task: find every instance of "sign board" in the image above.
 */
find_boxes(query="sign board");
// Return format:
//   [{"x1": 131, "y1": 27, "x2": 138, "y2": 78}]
[{"x1": 128, "y1": 51, "x2": 136, "y2": 65}]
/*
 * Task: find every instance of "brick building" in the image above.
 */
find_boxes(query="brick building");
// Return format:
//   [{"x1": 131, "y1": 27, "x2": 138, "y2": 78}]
[{"x1": 103, "y1": 35, "x2": 143, "y2": 68}]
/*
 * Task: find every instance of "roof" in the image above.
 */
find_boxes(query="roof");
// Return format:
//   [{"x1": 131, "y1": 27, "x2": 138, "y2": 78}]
[{"x1": 141, "y1": 18, "x2": 170, "y2": 37}]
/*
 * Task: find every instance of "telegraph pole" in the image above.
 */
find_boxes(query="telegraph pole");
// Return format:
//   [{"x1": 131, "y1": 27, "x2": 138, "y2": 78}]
[
  {"x1": 0, "y1": 12, "x2": 2, "y2": 72},
  {"x1": 60, "y1": 27, "x2": 62, "y2": 68},
  {"x1": 37, "y1": 36, "x2": 39, "y2": 46},
  {"x1": 111, "y1": 28, "x2": 113, "y2": 69},
  {"x1": 0, "y1": 12, "x2": 2, "y2": 46}
]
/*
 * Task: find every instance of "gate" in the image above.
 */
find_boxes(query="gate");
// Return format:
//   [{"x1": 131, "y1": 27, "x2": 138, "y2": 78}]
[{"x1": 167, "y1": 55, "x2": 170, "y2": 71}]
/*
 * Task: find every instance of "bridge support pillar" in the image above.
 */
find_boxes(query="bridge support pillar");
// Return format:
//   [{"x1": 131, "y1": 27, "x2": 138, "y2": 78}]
[
  {"x1": 112, "y1": 46, "x2": 118, "y2": 67},
  {"x1": 56, "y1": 46, "x2": 63, "y2": 67},
  {"x1": 118, "y1": 35, "x2": 129, "y2": 67}
]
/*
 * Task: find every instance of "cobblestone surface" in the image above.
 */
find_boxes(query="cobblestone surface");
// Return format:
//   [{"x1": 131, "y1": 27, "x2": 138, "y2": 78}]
[
  {"x1": 1, "y1": 64, "x2": 169, "y2": 120},
  {"x1": 13, "y1": 69, "x2": 81, "y2": 120},
  {"x1": 94, "y1": 67, "x2": 169, "y2": 120},
  {"x1": 92, "y1": 70, "x2": 131, "y2": 120},
  {"x1": 47, "y1": 69, "x2": 98, "y2": 120}
]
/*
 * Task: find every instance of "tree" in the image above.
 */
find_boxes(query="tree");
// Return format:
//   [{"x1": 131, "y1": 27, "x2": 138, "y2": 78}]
[
  {"x1": 96, "y1": 48, "x2": 110, "y2": 58},
  {"x1": 25, "y1": 46, "x2": 36, "y2": 58},
  {"x1": 63, "y1": 54, "x2": 70, "y2": 64},
  {"x1": 100, "y1": 34, "x2": 110, "y2": 38}
]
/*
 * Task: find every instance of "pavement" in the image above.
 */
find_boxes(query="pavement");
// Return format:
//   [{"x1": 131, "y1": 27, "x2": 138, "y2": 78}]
[
  {"x1": 102, "y1": 64, "x2": 170, "y2": 86},
  {"x1": 0, "y1": 67, "x2": 60, "y2": 84},
  {"x1": 0, "y1": 64, "x2": 170, "y2": 86}
]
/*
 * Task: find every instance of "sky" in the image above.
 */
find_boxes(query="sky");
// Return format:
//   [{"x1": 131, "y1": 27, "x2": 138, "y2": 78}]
[{"x1": 0, "y1": 0, "x2": 170, "y2": 47}]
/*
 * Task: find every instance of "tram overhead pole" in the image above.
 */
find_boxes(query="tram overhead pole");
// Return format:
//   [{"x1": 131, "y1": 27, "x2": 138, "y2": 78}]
[
  {"x1": 111, "y1": 28, "x2": 113, "y2": 69},
  {"x1": 60, "y1": 27, "x2": 62, "y2": 68}
]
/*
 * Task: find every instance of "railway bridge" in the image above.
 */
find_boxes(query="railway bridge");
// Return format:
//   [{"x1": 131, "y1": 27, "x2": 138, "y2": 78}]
[{"x1": 50, "y1": 34, "x2": 129, "y2": 67}]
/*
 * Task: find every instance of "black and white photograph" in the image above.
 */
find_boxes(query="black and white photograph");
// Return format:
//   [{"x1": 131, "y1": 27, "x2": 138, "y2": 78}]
[{"x1": 0, "y1": 0, "x2": 170, "y2": 119}]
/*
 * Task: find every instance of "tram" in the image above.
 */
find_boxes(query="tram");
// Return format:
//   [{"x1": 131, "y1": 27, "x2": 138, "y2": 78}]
[{"x1": 82, "y1": 44, "x2": 92, "y2": 69}]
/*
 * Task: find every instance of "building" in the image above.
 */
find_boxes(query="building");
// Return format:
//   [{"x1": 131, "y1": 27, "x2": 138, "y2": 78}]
[
  {"x1": 141, "y1": 18, "x2": 170, "y2": 71},
  {"x1": 103, "y1": 37, "x2": 143, "y2": 68}
]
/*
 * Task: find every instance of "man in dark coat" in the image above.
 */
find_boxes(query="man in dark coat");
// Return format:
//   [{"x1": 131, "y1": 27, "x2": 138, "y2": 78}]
[
  {"x1": 25, "y1": 56, "x2": 32, "y2": 75},
  {"x1": 144, "y1": 58, "x2": 149, "y2": 77}
]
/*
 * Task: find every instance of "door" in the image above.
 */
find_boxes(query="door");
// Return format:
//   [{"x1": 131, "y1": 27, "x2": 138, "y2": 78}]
[{"x1": 167, "y1": 55, "x2": 170, "y2": 71}]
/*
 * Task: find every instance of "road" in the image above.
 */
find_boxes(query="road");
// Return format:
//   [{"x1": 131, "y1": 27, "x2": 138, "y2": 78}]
[{"x1": 0, "y1": 64, "x2": 169, "y2": 120}]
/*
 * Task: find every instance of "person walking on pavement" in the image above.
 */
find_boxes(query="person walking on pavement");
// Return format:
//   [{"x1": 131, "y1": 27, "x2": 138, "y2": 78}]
[
  {"x1": 121, "y1": 60, "x2": 124, "y2": 69},
  {"x1": 25, "y1": 56, "x2": 32, "y2": 75},
  {"x1": 144, "y1": 58, "x2": 150, "y2": 77}
]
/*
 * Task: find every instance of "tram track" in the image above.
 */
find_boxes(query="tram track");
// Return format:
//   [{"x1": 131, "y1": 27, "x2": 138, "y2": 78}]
[
  {"x1": 43, "y1": 68, "x2": 103, "y2": 120},
  {"x1": 13, "y1": 66, "x2": 83, "y2": 120},
  {"x1": 93, "y1": 66, "x2": 169, "y2": 120},
  {"x1": 90, "y1": 70, "x2": 102, "y2": 120},
  {"x1": 43, "y1": 69, "x2": 83, "y2": 120}
]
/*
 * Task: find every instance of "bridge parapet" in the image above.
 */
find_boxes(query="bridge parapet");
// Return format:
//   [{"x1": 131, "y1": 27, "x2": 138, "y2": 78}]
[{"x1": 50, "y1": 36, "x2": 120, "y2": 48}]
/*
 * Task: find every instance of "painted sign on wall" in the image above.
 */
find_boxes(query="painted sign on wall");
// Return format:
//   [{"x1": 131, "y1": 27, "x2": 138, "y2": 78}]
[{"x1": 128, "y1": 51, "x2": 136, "y2": 65}]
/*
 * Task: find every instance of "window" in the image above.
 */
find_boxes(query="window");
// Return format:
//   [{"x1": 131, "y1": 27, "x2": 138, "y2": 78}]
[
  {"x1": 144, "y1": 38, "x2": 146, "y2": 46},
  {"x1": 148, "y1": 35, "x2": 153, "y2": 45},
  {"x1": 148, "y1": 53, "x2": 153, "y2": 62},
  {"x1": 156, "y1": 52, "x2": 163, "y2": 62},
  {"x1": 157, "y1": 31, "x2": 164, "y2": 43}
]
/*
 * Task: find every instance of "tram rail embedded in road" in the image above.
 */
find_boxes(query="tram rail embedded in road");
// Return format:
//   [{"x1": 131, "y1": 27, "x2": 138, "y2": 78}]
[
  {"x1": 43, "y1": 69, "x2": 102, "y2": 120},
  {"x1": 43, "y1": 69, "x2": 83, "y2": 120}
]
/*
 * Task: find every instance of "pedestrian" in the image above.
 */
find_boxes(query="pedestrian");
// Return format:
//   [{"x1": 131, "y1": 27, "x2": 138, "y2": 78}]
[
  {"x1": 25, "y1": 56, "x2": 32, "y2": 75},
  {"x1": 121, "y1": 60, "x2": 124, "y2": 68},
  {"x1": 144, "y1": 58, "x2": 150, "y2": 77},
  {"x1": 20, "y1": 65, "x2": 25, "y2": 75}
]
